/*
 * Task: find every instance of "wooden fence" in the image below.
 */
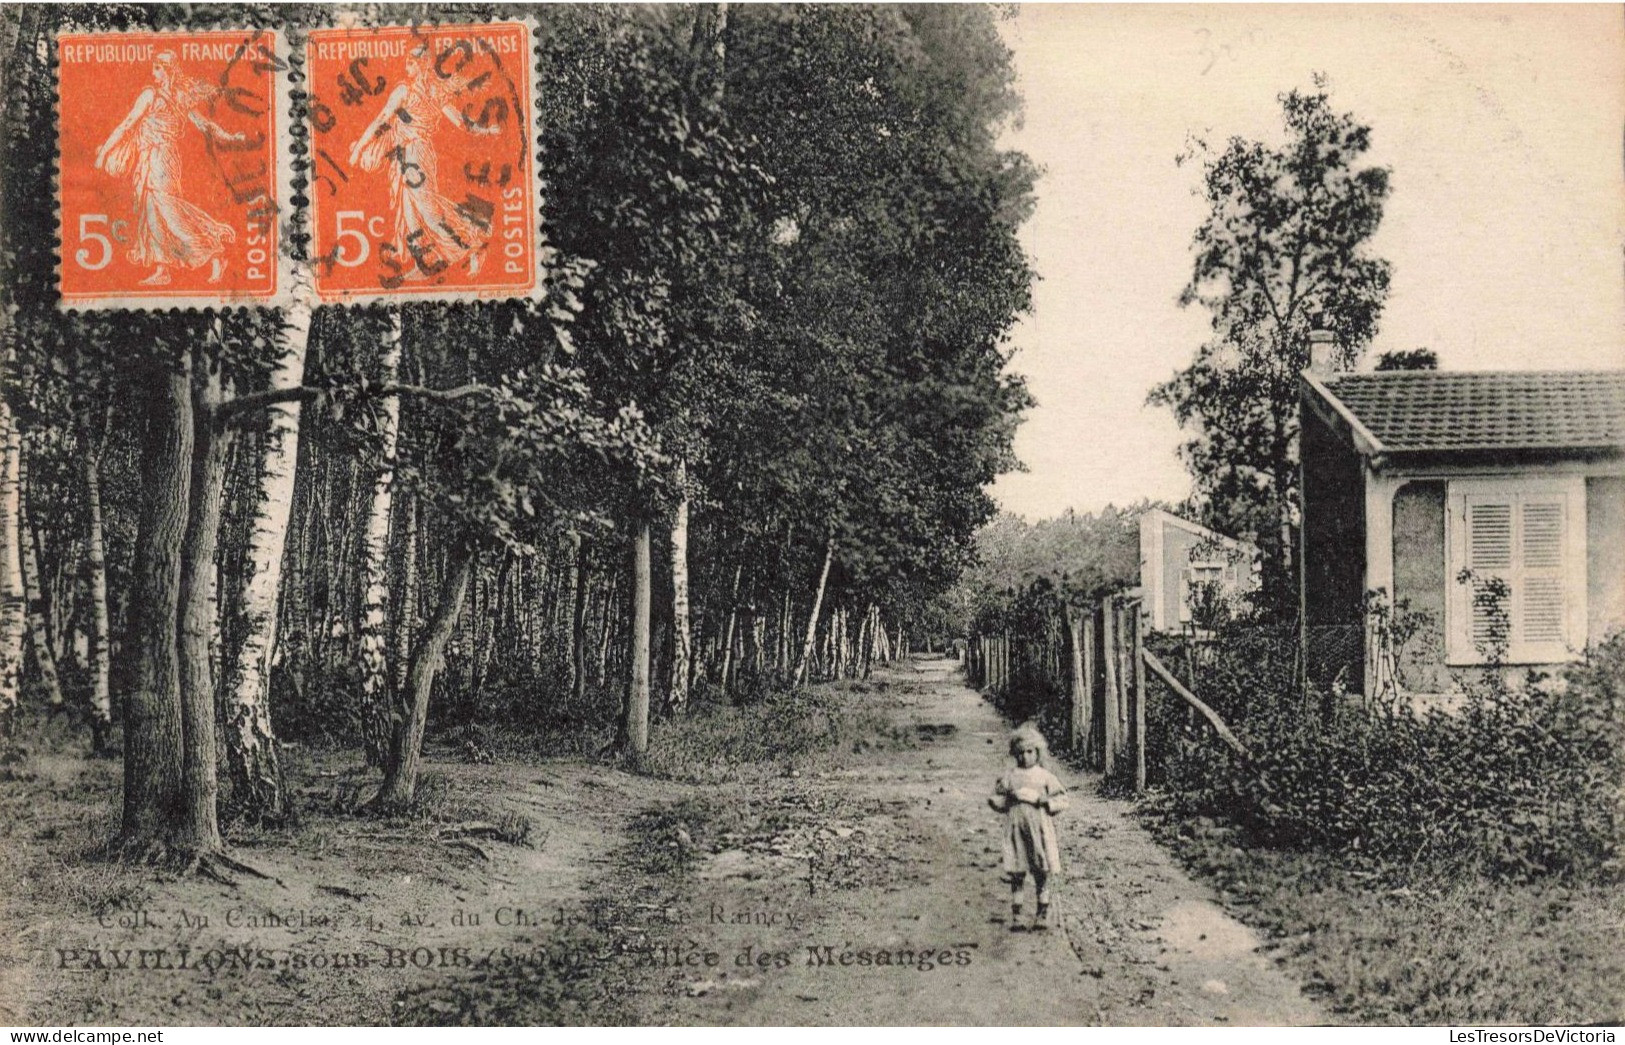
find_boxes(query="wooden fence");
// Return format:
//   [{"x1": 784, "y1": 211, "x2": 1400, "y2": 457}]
[{"x1": 967, "y1": 591, "x2": 1244, "y2": 792}]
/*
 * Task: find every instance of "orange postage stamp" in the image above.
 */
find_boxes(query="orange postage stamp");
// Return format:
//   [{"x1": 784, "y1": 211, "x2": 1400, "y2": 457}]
[
  {"x1": 56, "y1": 29, "x2": 291, "y2": 311},
  {"x1": 307, "y1": 22, "x2": 543, "y2": 305}
]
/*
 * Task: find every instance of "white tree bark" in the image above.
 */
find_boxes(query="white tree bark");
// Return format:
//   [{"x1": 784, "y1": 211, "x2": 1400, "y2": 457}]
[
  {"x1": 792, "y1": 538, "x2": 834, "y2": 688},
  {"x1": 16, "y1": 441, "x2": 63, "y2": 708},
  {"x1": 666, "y1": 460, "x2": 691, "y2": 713},
  {"x1": 359, "y1": 311, "x2": 403, "y2": 766},
  {"x1": 84, "y1": 451, "x2": 113, "y2": 748},
  {"x1": 392, "y1": 491, "x2": 418, "y2": 697},
  {"x1": 625, "y1": 520, "x2": 652, "y2": 754},
  {"x1": 221, "y1": 298, "x2": 311, "y2": 823},
  {"x1": 718, "y1": 564, "x2": 742, "y2": 697},
  {"x1": 0, "y1": 405, "x2": 23, "y2": 725}
]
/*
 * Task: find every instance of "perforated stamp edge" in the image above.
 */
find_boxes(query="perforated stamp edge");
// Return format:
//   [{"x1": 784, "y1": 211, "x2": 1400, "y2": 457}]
[
  {"x1": 302, "y1": 16, "x2": 548, "y2": 309},
  {"x1": 52, "y1": 24, "x2": 298, "y2": 314}
]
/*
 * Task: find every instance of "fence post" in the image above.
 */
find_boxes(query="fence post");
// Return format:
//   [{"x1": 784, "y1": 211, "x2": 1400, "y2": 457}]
[
  {"x1": 1101, "y1": 596, "x2": 1117, "y2": 778},
  {"x1": 1132, "y1": 601, "x2": 1146, "y2": 792},
  {"x1": 1065, "y1": 605, "x2": 1086, "y2": 752},
  {"x1": 1116, "y1": 600, "x2": 1130, "y2": 757},
  {"x1": 1082, "y1": 611, "x2": 1097, "y2": 767}
]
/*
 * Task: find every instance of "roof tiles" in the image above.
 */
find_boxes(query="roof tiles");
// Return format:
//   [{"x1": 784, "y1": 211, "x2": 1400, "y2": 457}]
[{"x1": 1317, "y1": 370, "x2": 1625, "y2": 453}]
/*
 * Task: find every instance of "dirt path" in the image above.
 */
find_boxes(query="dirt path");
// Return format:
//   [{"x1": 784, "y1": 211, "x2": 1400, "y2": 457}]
[
  {"x1": 9, "y1": 657, "x2": 1321, "y2": 1026},
  {"x1": 635, "y1": 657, "x2": 1323, "y2": 1026}
]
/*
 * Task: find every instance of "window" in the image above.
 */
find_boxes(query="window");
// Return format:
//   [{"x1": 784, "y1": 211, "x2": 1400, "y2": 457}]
[
  {"x1": 1178, "y1": 563, "x2": 1225, "y2": 624},
  {"x1": 1447, "y1": 478, "x2": 1586, "y2": 664}
]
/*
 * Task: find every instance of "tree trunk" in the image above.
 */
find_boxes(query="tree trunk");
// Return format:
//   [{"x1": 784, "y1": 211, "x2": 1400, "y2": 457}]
[
  {"x1": 776, "y1": 589, "x2": 790, "y2": 675},
  {"x1": 622, "y1": 520, "x2": 652, "y2": 754},
  {"x1": 221, "y1": 299, "x2": 311, "y2": 825},
  {"x1": 375, "y1": 545, "x2": 474, "y2": 810},
  {"x1": 84, "y1": 450, "x2": 114, "y2": 752},
  {"x1": 595, "y1": 571, "x2": 618, "y2": 686},
  {"x1": 570, "y1": 535, "x2": 588, "y2": 704},
  {"x1": 121, "y1": 354, "x2": 192, "y2": 848},
  {"x1": 358, "y1": 311, "x2": 403, "y2": 767},
  {"x1": 793, "y1": 538, "x2": 834, "y2": 688},
  {"x1": 719, "y1": 564, "x2": 742, "y2": 698},
  {"x1": 16, "y1": 440, "x2": 64, "y2": 708},
  {"x1": 666, "y1": 462, "x2": 691, "y2": 714},
  {"x1": 0, "y1": 404, "x2": 22, "y2": 730},
  {"x1": 175, "y1": 357, "x2": 230, "y2": 854},
  {"x1": 392, "y1": 490, "x2": 419, "y2": 696}
]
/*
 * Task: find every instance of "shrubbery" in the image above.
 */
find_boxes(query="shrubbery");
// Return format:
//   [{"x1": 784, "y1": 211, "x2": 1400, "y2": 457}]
[
  {"x1": 633, "y1": 680, "x2": 916, "y2": 784},
  {"x1": 1156, "y1": 631, "x2": 1625, "y2": 881}
]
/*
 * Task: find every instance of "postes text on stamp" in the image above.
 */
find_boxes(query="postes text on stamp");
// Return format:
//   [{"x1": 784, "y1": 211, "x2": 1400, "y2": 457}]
[
  {"x1": 306, "y1": 22, "x2": 542, "y2": 305},
  {"x1": 56, "y1": 30, "x2": 289, "y2": 311}
]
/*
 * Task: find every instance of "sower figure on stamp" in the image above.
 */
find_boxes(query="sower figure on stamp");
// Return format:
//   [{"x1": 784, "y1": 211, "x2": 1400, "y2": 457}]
[
  {"x1": 348, "y1": 43, "x2": 502, "y2": 281},
  {"x1": 988, "y1": 722, "x2": 1069, "y2": 930},
  {"x1": 94, "y1": 51, "x2": 242, "y2": 286}
]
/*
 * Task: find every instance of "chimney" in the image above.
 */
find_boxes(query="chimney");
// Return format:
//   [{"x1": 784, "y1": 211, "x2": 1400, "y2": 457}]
[{"x1": 1307, "y1": 328, "x2": 1339, "y2": 377}]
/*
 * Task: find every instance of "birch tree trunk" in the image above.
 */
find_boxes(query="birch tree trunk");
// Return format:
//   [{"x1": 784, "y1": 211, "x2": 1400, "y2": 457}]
[
  {"x1": 596, "y1": 571, "x2": 617, "y2": 686},
  {"x1": 719, "y1": 564, "x2": 741, "y2": 699},
  {"x1": 570, "y1": 535, "x2": 588, "y2": 704},
  {"x1": 221, "y1": 299, "x2": 311, "y2": 824},
  {"x1": 358, "y1": 311, "x2": 403, "y2": 767},
  {"x1": 792, "y1": 538, "x2": 834, "y2": 688},
  {"x1": 392, "y1": 490, "x2": 418, "y2": 697},
  {"x1": 776, "y1": 589, "x2": 790, "y2": 675},
  {"x1": 666, "y1": 461, "x2": 691, "y2": 714},
  {"x1": 560, "y1": 532, "x2": 579, "y2": 687},
  {"x1": 375, "y1": 545, "x2": 474, "y2": 810},
  {"x1": 16, "y1": 440, "x2": 64, "y2": 708},
  {"x1": 0, "y1": 402, "x2": 22, "y2": 729},
  {"x1": 84, "y1": 450, "x2": 113, "y2": 752},
  {"x1": 623, "y1": 520, "x2": 652, "y2": 754}
]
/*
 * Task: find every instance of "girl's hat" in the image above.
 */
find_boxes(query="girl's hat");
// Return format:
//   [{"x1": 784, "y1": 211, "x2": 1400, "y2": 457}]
[{"x1": 1008, "y1": 722, "x2": 1048, "y2": 759}]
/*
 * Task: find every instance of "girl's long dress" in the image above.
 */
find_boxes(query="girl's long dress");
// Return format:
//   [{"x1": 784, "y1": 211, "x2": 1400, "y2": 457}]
[
  {"x1": 991, "y1": 766, "x2": 1066, "y2": 878},
  {"x1": 104, "y1": 84, "x2": 235, "y2": 270},
  {"x1": 355, "y1": 77, "x2": 486, "y2": 277}
]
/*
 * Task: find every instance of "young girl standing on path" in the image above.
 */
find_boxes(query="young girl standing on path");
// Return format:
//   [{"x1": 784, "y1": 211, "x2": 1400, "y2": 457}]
[{"x1": 988, "y1": 723, "x2": 1069, "y2": 930}]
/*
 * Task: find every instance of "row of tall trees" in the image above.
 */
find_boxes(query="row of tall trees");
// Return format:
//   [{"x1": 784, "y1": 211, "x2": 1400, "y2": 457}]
[{"x1": 0, "y1": 4, "x2": 1036, "y2": 867}]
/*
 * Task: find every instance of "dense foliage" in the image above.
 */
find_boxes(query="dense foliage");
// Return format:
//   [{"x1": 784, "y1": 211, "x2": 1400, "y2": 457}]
[
  {"x1": 1149, "y1": 79, "x2": 1392, "y2": 617},
  {"x1": 1154, "y1": 629, "x2": 1625, "y2": 882},
  {"x1": 952, "y1": 505, "x2": 1150, "y2": 636},
  {"x1": 0, "y1": 5, "x2": 1036, "y2": 854}
]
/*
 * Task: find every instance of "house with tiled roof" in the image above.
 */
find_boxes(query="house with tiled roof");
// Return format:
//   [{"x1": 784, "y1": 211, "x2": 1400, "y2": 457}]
[{"x1": 1297, "y1": 337, "x2": 1625, "y2": 698}]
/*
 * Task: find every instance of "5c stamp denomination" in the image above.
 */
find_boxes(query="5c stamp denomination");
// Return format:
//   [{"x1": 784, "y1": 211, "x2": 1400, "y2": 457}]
[
  {"x1": 306, "y1": 22, "x2": 543, "y2": 304},
  {"x1": 55, "y1": 29, "x2": 291, "y2": 310}
]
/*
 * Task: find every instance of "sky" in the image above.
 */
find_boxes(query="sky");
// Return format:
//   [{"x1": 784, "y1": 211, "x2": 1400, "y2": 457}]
[{"x1": 989, "y1": 4, "x2": 1625, "y2": 521}]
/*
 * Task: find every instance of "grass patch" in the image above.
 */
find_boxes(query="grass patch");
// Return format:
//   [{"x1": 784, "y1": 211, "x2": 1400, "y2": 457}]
[
  {"x1": 632, "y1": 680, "x2": 916, "y2": 784},
  {"x1": 1144, "y1": 803, "x2": 1625, "y2": 1024}
]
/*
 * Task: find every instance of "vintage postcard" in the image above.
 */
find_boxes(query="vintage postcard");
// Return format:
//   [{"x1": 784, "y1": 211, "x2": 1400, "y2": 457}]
[{"x1": 1, "y1": 2, "x2": 1621, "y2": 1034}]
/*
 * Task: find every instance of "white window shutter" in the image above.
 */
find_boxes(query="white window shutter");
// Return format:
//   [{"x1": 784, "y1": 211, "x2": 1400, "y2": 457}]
[
  {"x1": 1519, "y1": 499, "x2": 1568, "y2": 652},
  {"x1": 1465, "y1": 499, "x2": 1513, "y2": 651},
  {"x1": 1449, "y1": 480, "x2": 1587, "y2": 666}
]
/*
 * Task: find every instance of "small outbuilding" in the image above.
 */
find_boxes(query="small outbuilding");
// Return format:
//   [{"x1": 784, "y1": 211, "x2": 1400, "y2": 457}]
[
  {"x1": 1298, "y1": 363, "x2": 1625, "y2": 698},
  {"x1": 1138, "y1": 508, "x2": 1259, "y2": 635}
]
